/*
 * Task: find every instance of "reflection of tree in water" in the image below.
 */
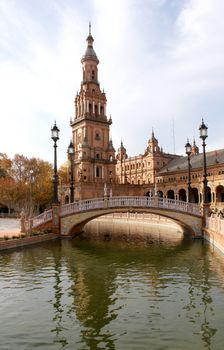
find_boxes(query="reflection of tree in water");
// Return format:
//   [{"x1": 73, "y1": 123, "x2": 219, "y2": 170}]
[{"x1": 184, "y1": 242, "x2": 216, "y2": 349}]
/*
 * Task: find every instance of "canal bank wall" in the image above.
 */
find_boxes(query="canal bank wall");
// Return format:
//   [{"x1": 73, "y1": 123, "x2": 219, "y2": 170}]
[
  {"x1": 204, "y1": 216, "x2": 224, "y2": 254},
  {"x1": 0, "y1": 233, "x2": 60, "y2": 251}
]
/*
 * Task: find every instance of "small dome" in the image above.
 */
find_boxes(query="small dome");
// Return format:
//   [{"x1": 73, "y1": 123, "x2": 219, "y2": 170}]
[{"x1": 81, "y1": 29, "x2": 99, "y2": 63}]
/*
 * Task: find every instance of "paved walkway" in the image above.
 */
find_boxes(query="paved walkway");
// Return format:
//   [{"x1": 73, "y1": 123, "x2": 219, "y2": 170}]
[{"x1": 0, "y1": 219, "x2": 21, "y2": 238}]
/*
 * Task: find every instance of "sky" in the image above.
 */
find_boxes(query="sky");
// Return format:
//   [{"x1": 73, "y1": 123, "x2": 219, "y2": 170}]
[{"x1": 1, "y1": 0, "x2": 224, "y2": 166}]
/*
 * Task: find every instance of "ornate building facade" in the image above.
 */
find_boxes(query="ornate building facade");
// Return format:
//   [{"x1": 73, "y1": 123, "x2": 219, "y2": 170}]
[{"x1": 62, "y1": 28, "x2": 224, "y2": 209}]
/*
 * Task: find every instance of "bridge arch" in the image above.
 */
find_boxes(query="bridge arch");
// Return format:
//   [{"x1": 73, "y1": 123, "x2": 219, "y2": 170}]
[{"x1": 65, "y1": 208, "x2": 199, "y2": 238}]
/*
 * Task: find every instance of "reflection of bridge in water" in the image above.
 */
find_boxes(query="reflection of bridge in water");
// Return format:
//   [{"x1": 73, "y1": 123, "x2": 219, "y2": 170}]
[{"x1": 33, "y1": 196, "x2": 203, "y2": 237}]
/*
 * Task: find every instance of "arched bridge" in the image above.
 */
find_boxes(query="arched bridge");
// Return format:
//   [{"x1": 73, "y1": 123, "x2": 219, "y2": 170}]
[{"x1": 33, "y1": 196, "x2": 203, "y2": 237}]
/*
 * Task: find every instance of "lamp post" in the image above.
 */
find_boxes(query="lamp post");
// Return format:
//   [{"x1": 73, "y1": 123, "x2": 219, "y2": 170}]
[
  {"x1": 51, "y1": 122, "x2": 60, "y2": 204},
  {"x1": 185, "y1": 139, "x2": 192, "y2": 203},
  {"x1": 67, "y1": 140, "x2": 74, "y2": 203},
  {"x1": 199, "y1": 118, "x2": 208, "y2": 203},
  {"x1": 29, "y1": 169, "x2": 34, "y2": 216}
]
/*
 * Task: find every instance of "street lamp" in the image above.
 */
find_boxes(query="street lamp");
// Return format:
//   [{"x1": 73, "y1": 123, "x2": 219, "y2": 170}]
[
  {"x1": 199, "y1": 118, "x2": 208, "y2": 203},
  {"x1": 51, "y1": 122, "x2": 60, "y2": 203},
  {"x1": 67, "y1": 140, "x2": 74, "y2": 203},
  {"x1": 185, "y1": 139, "x2": 192, "y2": 203},
  {"x1": 29, "y1": 169, "x2": 34, "y2": 215}
]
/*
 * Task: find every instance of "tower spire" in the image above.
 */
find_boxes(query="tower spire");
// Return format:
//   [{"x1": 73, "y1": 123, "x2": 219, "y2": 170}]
[
  {"x1": 89, "y1": 21, "x2": 91, "y2": 35},
  {"x1": 152, "y1": 127, "x2": 154, "y2": 139}
]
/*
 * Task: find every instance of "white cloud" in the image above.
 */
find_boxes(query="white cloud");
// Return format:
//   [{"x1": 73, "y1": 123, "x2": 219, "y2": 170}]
[{"x1": 0, "y1": 0, "x2": 224, "y2": 165}]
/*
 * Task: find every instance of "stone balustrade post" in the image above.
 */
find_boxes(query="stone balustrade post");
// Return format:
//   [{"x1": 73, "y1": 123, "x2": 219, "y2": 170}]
[
  {"x1": 52, "y1": 203, "x2": 61, "y2": 234},
  {"x1": 104, "y1": 197, "x2": 108, "y2": 209}
]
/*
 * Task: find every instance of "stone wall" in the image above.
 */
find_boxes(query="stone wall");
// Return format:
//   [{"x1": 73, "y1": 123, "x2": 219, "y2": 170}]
[
  {"x1": 204, "y1": 216, "x2": 224, "y2": 254},
  {"x1": 0, "y1": 233, "x2": 59, "y2": 251}
]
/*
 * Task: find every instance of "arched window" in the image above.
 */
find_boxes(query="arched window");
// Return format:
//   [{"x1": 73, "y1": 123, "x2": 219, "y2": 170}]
[
  {"x1": 95, "y1": 132, "x2": 100, "y2": 140},
  {"x1": 216, "y1": 185, "x2": 224, "y2": 202},
  {"x1": 179, "y1": 189, "x2": 187, "y2": 202},
  {"x1": 191, "y1": 188, "x2": 199, "y2": 203},
  {"x1": 167, "y1": 189, "x2": 175, "y2": 199},
  {"x1": 92, "y1": 70, "x2": 95, "y2": 80}
]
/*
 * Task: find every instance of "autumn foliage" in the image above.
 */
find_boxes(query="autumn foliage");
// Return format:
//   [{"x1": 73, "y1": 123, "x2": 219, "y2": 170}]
[{"x1": 0, "y1": 153, "x2": 53, "y2": 216}]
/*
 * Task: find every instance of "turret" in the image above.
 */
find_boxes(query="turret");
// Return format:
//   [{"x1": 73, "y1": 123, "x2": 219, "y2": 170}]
[{"x1": 191, "y1": 139, "x2": 199, "y2": 155}]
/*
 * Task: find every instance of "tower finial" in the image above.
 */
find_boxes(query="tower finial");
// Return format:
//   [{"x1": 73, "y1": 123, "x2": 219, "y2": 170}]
[
  {"x1": 152, "y1": 127, "x2": 155, "y2": 138},
  {"x1": 89, "y1": 21, "x2": 91, "y2": 35}
]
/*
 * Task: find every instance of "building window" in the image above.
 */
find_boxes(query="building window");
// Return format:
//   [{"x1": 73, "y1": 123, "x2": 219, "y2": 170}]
[
  {"x1": 96, "y1": 153, "x2": 100, "y2": 159},
  {"x1": 92, "y1": 70, "x2": 95, "y2": 80},
  {"x1": 96, "y1": 167, "x2": 101, "y2": 177},
  {"x1": 95, "y1": 133, "x2": 101, "y2": 140}
]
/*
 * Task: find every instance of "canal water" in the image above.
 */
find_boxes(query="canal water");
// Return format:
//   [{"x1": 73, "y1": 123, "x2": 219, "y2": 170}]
[{"x1": 0, "y1": 223, "x2": 224, "y2": 349}]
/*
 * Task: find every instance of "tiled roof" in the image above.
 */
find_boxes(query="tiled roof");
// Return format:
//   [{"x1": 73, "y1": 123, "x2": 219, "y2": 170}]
[
  {"x1": 158, "y1": 149, "x2": 224, "y2": 175},
  {"x1": 83, "y1": 46, "x2": 98, "y2": 61}
]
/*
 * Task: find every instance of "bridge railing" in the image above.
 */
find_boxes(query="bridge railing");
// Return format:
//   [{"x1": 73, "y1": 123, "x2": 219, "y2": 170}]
[
  {"x1": 108, "y1": 196, "x2": 201, "y2": 216},
  {"x1": 60, "y1": 196, "x2": 201, "y2": 217},
  {"x1": 60, "y1": 198, "x2": 105, "y2": 217},
  {"x1": 33, "y1": 209, "x2": 53, "y2": 228},
  {"x1": 157, "y1": 198, "x2": 201, "y2": 215},
  {"x1": 206, "y1": 216, "x2": 224, "y2": 234}
]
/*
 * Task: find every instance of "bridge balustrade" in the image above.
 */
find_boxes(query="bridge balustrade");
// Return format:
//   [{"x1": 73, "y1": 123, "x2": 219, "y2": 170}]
[
  {"x1": 33, "y1": 209, "x2": 53, "y2": 228},
  {"x1": 108, "y1": 196, "x2": 151, "y2": 208},
  {"x1": 159, "y1": 198, "x2": 200, "y2": 215},
  {"x1": 60, "y1": 198, "x2": 105, "y2": 217},
  {"x1": 206, "y1": 216, "x2": 224, "y2": 234}
]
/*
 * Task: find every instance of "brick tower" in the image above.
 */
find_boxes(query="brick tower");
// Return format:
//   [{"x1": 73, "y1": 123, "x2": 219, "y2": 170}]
[{"x1": 70, "y1": 24, "x2": 116, "y2": 199}]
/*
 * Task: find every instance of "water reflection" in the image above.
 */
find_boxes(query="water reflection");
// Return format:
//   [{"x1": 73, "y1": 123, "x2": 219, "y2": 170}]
[{"x1": 0, "y1": 227, "x2": 224, "y2": 349}]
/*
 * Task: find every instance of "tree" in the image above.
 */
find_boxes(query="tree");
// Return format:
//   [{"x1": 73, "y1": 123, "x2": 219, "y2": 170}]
[
  {"x1": 0, "y1": 153, "x2": 53, "y2": 216},
  {"x1": 0, "y1": 153, "x2": 12, "y2": 178}
]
